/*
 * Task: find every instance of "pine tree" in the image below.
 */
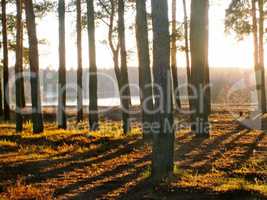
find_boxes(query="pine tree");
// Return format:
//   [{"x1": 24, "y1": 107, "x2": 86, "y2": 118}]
[
  {"x1": 151, "y1": 0, "x2": 175, "y2": 183},
  {"x1": 87, "y1": 0, "x2": 99, "y2": 130},
  {"x1": 58, "y1": 0, "x2": 67, "y2": 129},
  {"x1": 24, "y1": 0, "x2": 44, "y2": 133}
]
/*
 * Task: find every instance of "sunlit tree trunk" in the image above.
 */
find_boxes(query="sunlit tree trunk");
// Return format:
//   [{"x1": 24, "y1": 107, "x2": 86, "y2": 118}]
[
  {"x1": 252, "y1": 0, "x2": 266, "y2": 113},
  {"x1": 118, "y1": 0, "x2": 131, "y2": 134},
  {"x1": 190, "y1": 0, "x2": 209, "y2": 136},
  {"x1": 0, "y1": 77, "x2": 3, "y2": 116},
  {"x1": 15, "y1": 0, "x2": 23, "y2": 132},
  {"x1": 1, "y1": 0, "x2": 10, "y2": 121},
  {"x1": 20, "y1": 23, "x2": 26, "y2": 108},
  {"x1": 24, "y1": 0, "x2": 44, "y2": 133},
  {"x1": 58, "y1": 0, "x2": 67, "y2": 129},
  {"x1": 182, "y1": 0, "x2": 193, "y2": 113},
  {"x1": 252, "y1": 0, "x2": 260, "y2": 110},
  {"x1": 136, "y1": 0, "x2": 154, "y2": 138},
  {"x1": 107, "y1": 0, "x2": 122, "y2": 99},
  {"x1": 171, "y1": 0, "x2": 181, "y2": 109},
  {"x1": 204, "y1": 5, "x2": 211, "y2": 115},
  {"x1": 105, "y1": 0, "x2": 130, "y2": 133},
  {"x1": 258, "y1": 0, "x2": 266, "y2": 113},
  {"x1": 76, "y1": 0, "x2": 83, "y2": 122},
  {"x1": 151, "y1": 0, "x2": 175, "y2": 183},
  {"x1": 87, "y1": 0, "x2": 99, "y2": 130}
]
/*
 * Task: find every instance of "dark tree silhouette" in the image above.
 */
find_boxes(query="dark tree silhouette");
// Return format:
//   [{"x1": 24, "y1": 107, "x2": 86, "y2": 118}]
[
  {"x1": 135, "y1": 0, "x2": 154, "y2": 138},
  {"x1": 0, "y1": 76, "x2": 3, "y2": 116},
  {"x1": 1, "y1": 0, "x2": 10, "y2": 121},
  {"x1": 190, "y1": 0, "x2": 210, "y2": 136},
  {"x1": 19, "y1": 20, "x2": 26, "y2": 109},
  {"x1": 87, "y1": 0, "x2": 99, "y2": 130},
  {"x1": 257, "y1": 0, "x2": 266, "y2": 113},
  {"x1": 118, "y1": 0, "x2": 131, "y2": 134},
  {"x1": 24, "y1": 0, "x2": 44, "y2": 133},
  {"x1": 76, "y1": 0, "x2": 83, "y2": 122},
  {"x1": 97, "y1": 0, "x2": 132, "y2": 134},
  {"x1": 171, "y1": 0, "x2": 181, "y2": 109},
  {"x1": 183, "y1": 0, "x2": 193, "y2": 113},
  {"x1": 58, "y1": 0, "x2": 67, "y2": 129},
  {"x1": 151, "y1": 0, "x2": 175, "y2": 183},
  {"x1": 15, "y1": 0, "x2": 23, "y2": 132}
]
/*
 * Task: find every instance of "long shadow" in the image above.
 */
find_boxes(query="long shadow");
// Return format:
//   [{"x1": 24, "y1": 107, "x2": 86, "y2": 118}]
[
  {"x1": 0, "y1": 136, "x2": 131, "y2": 165},
  {"x1": 0, "y1": 138, "x2": 139, "y2": 184},
  {"x1": 0, "y1": 147, "x2": 100, "y2": 183},
  {"x1": 25, "y1": 139, "x2": 143, "y2": 184},
  {"x1": 70, "y1": 162, "x2": 149, "y2": 199},
  {"x1": 190, "y1": 129, "x2": 251, "y2": 173},
  {"x1": 53, "y1": 154, "x2": 150, "y2": 199},
  {"x1": 116, "y1": 178, "x2": 152, "y2": 200},
  {"x1": 220, "y1": 131, "x2": 266, "y2": 172},
  {"x1": 0, "y1": 146, "x2": 19, "y2": 154},
  {"x1": 174, "y1": 133, "x2": 207, "y2": 161},
  {"x1": 0, "y1": 134, "x2": 110, "y2": 150}
]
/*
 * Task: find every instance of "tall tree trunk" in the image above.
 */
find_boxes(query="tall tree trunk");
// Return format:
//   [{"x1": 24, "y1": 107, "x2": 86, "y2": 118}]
[
  {"x1": 183, "y1": 0, "x2": 193, "y2": 113},
  {"x1": 151, "y1": 0, "x2": 174, "y2": 183},
  {"x1": 87, "y1": 0, "x2": 99, "y2": 130},
  {"x1": 20, "y1": 24, "x2": 26, "y2": 108},
  {"x1": 58, "y1": 0, "x2": 67, "y2": 129},
  {"x1": 15, "y1": 0, "x2": 23, "y2": 132},
  {"x1": 107, "y1": 0, "x2": 122, "y2": 102},
  {"x1": 204, "y1": 4, "x2": 211, "y2": 115},
  {"x1": 118, "y1": 0, "x2": 131, "y2": 134},
  {"x1": 171, "y1": 0, "x2": 181, "y2": 109},
  {"x1": 24, "y1": 0, "x2": 44, "y2": 133},
  {"x1": 76, "y1": 0, "x2": 83, "y2": 122},
  {"x1": 0, "y1": 75, "x2": 3, "y2": 116},
  {"x1": 1, "y1": 0, "x2": 10, "y2": 121},
  {"x1": 252, "y1": 0, "x2": 260, "y2": 111},
  {"x1": 204, "y1": 60, "x2": 211, "y2": 115},
  {"x1": 190, "y1": 0, "x2": 209, "y2": 136},
  {"x1": 0, "y1": 76, "x2": 3, "y2": 116},
  {"x1": 136, "y1": 0, "x2": 154, "y2": 138},
  {"x1": 252, "y1": 0, "x2": 265, "y2": 113},
  {"x1": 0, "y1": 79, "x2": 3, "y2": 116},
  {"x1": 258, "y1": 0, "x2": 266, "y2": 113}
]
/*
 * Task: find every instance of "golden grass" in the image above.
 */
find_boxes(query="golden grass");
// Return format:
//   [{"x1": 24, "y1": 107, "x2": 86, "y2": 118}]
[{"x1": 0, "y1": 115, "x2": 266, "y2": 199}]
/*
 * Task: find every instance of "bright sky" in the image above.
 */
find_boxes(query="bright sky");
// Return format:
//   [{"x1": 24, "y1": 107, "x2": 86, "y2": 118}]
[{"x1": 36, "y1": 0, "x2": 255, "y2": 70}]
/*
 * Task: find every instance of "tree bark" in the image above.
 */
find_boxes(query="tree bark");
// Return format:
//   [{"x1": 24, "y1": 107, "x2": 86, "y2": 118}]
[
  {"x1": 20, "y1": 23, "x2": 26, "y2": 108},
  {"x1": 1, "y1": 0, "x2": 10, "y2": 121},
  {"x1": 204, "y1": 3, "x2": 211, "y2": 115},
  {"x1": 151, "y1": 0, "x2": 175, "y2": 184},
  {"x1": 15, "y1": 0, "x2": 23, "y2": 132},
  {"x1": 118, "y1": 0, "x2": 131, "y2": 134},
  {"x1": 76, "y1": 0, "x2": 83, "y2": 122},
  {"x1": 171, "y1": 0, "x2": 181, "y2": 109},
  {"x1": 105, "y1": 0, "x2": 131, "y2": 134},
  {"x1": 87, "y1": 0, "x2": 99, "y2": 130},
  {"x1": 183, "y1": 0, "x2": 193, "y2": 113},
  {"x1": 0, "y1": 76, "x2": 3, "y2": 116},
  {"x1": 24, "y1": 0, "x2": 44, "y2": 133},
  {"x1": 136, "y1": 0, "x2": 154, "y2": 138},
  {"x1": 258, "y1": 0, "x2": 266, "y2": 113},
  {"x1": 190, "y1": 0, "x2": 209, "y2": 136},
  {"x1": 58, "y1": 0, "x2": 67, "y2": 129}
]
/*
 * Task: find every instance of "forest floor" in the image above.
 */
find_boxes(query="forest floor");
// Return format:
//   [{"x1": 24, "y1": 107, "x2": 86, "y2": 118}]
[{"x1": 0, "y1": 109, "x2": 266, "y2": 199}]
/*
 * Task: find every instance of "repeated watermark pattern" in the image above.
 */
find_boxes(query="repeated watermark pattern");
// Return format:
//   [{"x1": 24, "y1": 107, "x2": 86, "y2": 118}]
[{"x1": 3, "y1": 70, "x2": 267, "y2": 132}]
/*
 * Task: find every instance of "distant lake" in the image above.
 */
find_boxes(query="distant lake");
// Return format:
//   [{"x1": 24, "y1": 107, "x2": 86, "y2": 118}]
[{"x1": 41, "y1": 96, "x2": 141, "y2": 107}]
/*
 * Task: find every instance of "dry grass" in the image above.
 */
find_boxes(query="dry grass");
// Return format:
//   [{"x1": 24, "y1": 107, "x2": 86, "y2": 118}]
[{"x1": 0, "y1": 113, "x2": 266, "y2": 199}]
